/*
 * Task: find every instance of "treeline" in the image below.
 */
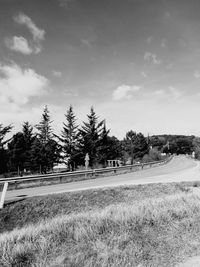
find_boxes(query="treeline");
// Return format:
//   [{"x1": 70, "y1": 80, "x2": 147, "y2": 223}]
[
  {"x1": 149, "y1": 135, "x2": 196, "y2": 155},
  {"x1": 0, "y1": 105, "x2": 156, "y2": 176},
  {"x1": 0, "y1": 105, "x2": 197, "y2": 176}
]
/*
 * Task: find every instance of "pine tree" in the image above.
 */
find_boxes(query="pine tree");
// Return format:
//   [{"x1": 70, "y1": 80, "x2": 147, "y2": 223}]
[
  {"x1": 97, "y1": 120, "x2": 110, "y2": 166},
  {"x1": 31, "y1": 106, "x2": 60, "y2": 173},
  {"x1": 8, "y1": 132, "x2": 26, "y2": 173},
  {"x1": 61, "y1": 105, "x2": 79, "y2": 170},
  {"x1": 23, "y1": 122, "x2": 34, "y2": 148},
  {"x1": 36, "y1": 105, "x2": 53, "y2": 144},
  {"x1": 79, "y1": 107, "x2": 104, "y2": 167},
  {"x1": 22, "y1": 121, "x2": 34, "y2": 171}
]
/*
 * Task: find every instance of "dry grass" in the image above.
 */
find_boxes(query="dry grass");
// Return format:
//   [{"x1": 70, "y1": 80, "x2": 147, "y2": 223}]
[
  {"x1": 1, "y1": 190, "x2": 200, "y2": 266},
  {"x1": 0, "y1": 182, "x2": 191, "y2": 233}
]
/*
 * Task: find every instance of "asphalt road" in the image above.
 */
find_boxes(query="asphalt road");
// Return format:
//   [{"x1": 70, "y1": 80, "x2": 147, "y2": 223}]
[{"x1": 3, "y1": 155, "x2": 200, "y2": 202}]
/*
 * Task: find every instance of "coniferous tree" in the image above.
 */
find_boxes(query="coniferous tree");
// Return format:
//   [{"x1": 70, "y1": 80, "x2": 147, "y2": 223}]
[
  {"x1": 61, "y1": 105, "x2": 79, "y2": 170},
  {"x1": 36, "y1": 105, "x2": 53, "y2": 144},
  {"x1": 31, "y1": 106, "x2": 60, "y2": 173},
  {"x1": 97, "y1": 121, "x2": 110, "y2": 166},
  {"x1": 22, "y1": 121, "x2": 34, "y2": 171},
  {"x1": 79, "y1": 107, "x2": 104, "y2": 167},
  {"x1": 8, "y1": 132, "x2": 26, "y2": 173}
]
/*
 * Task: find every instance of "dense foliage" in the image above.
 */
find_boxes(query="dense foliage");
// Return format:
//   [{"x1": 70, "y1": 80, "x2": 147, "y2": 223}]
[{"x1": 0, "y1": 106, "x2": 197, "y2": 176}]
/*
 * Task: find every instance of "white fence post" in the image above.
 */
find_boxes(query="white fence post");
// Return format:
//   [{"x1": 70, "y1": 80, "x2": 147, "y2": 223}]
[{"x1": 0, "y1": 182, "x2": 8, "y2": 209}]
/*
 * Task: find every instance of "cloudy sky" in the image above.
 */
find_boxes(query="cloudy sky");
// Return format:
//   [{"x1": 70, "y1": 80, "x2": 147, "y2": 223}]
[{"x1": 1, "y1": 0, "x2": 200, "y2": 139}]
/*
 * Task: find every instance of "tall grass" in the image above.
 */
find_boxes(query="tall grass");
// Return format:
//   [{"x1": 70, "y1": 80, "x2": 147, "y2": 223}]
[{"x1": 1, "y1": 192, "x2": 200, "y2": 266}]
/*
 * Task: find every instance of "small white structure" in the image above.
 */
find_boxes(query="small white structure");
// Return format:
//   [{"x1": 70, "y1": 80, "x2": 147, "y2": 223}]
[
  {"x1": 192, "y1": 151, "x2": 195, "y2": 159},
  {"x1": 85, "y1": 153, "x2": 89, "y2": 170}
]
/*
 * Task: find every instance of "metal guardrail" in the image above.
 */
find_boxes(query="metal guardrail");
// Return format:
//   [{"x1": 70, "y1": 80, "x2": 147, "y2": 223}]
[{"x1": 0, "y1": 156, "x2": 172, "y2": 186}]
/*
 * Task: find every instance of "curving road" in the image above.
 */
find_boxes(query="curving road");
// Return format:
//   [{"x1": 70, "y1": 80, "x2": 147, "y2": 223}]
[{"x1": 4, "y1": 155, "x2": 200, "y2": 202}]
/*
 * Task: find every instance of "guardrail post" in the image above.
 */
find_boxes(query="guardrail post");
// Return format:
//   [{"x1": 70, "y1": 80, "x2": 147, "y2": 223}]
[{"x1": 0, "y1": 182, "x2": 8, "y2": 209}]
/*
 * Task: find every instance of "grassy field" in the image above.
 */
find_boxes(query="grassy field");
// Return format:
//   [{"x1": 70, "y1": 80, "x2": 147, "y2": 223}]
[{"x1": 1, "y1": 181, "x2": 200, "y2": 266}]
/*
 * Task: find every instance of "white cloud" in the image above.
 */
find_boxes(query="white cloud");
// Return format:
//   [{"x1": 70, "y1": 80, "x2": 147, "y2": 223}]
[
  {"x1": 112, "y1": 85, "x2": 141, "y2": 101},
  {"x1": 14, "y1": 13, "x2": 45, "y2": 42},
  {"x1": 0, "y1": 62, "x2": 48, "y2": 105},
  {"x1": 144, "y1": 52, "x2": 161, "y2": 65},
  {"x1": 53, "y1": 70, "x2": 62, "y2": 77},
  {"x1": 11, "y1": 13, "x2": 45, "y2": 54},
  {"x1": 194, "y1": 71, "x2": 200, "y2": 79},
  {"x1": 154, "y1": 89, "x2": 165, "y2": 96},
  {"x1": 152, "y1": 86, "x2": 182, "y2": 99},
  {"x1": 5, "y1": 36, "x2": 33, "y2": 55}
]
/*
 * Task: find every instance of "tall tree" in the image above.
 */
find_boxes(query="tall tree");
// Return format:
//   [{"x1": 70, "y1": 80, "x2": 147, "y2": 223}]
[
  {"x1": 8, "y1": 122, "x2": 34, "y2": 173},
  {"x1": 0, "y1": 124, "x2": 13, "y2": 174},
  {"x1": 31, "y1": 106, "x2": 60, "y2": 173},
  {"x1": 123, "y1": 130, "x2": 137, "y2": 164},
  {"x1": 61, "y1": 105, "x2": 79, "y2": 170},
  {"x1": 97, "y1": 121, "x2": 110, "y2": 166},
  {"x1": 123, "y1": 131, "x2": 149, "y2": 163},
  {"x1": 8, "y1": 132, "x2": 26, "y2": 173},
  {"x1": 79, "y1": 107, "x2": 104, "y2": 167},
  {"x1": 134, "y1": 132, "x2": 149, "y2": 159},
  {"x1": 22, "y1": 121, "x2": 34, "y2": 170},
  {"x1": 36, "y1": 105, "x2": 53, "y2": 144}
]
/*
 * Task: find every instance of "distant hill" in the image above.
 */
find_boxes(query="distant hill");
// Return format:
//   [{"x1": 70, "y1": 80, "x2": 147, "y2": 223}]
[{"x1": 149, "y1": 134, "x2": 196, "y2": 155}]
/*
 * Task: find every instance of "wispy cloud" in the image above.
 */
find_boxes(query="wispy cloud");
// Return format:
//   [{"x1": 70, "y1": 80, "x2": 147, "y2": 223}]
[
  {"x1": 57, "y1": 0, "x2": 75, "y2": 8},
  {"x1": 53, "y1": 70, "x2": 62, "y2": 77},
  {"x1": 14, "y1": 13, "x2": 45, "y2": 42},
  {"x1": 81, "y1": 39, "x2": 92, "y2": 48},
  {"x1": 5, "y1": 36, "x2": 33, "y2": 55},
  {"x1": 152, "y1": 86, "x2": 182, "y2": 99},
  {"x1": 7, "y1": 13, "x2": 46, "y2": 54},
  {"x1": 144, "y1": 52, "x2": 161, "y2": 65},
  {"x1": 141, "y1": 71, "x2": 147, "y2": 78},
  {"x1": 161, "y1": 39, "x2": 167, "y2": 48},
  {"x1": 168, "y1": 86, "x2": 182, "y2": 99},
  {"x1": 112, "y1": 84, "x2": 141, "y2": 101},
  {"x1": 147, "y1": 36, "x2": 153, "y2": 45},
  {"x1": 164, "y1": 11, "x2": 171, "y2": 20},
  {"x1": 0, "y1": 62, "x2": 48, "y2": 105},
  {"x1": 194, "y1": 70, "x2": 200, "y2": 79}
]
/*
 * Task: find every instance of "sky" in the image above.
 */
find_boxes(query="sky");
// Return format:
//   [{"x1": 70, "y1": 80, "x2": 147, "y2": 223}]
[{"x1": 1, "y1": 0, "x2": 200, "y2": 139}]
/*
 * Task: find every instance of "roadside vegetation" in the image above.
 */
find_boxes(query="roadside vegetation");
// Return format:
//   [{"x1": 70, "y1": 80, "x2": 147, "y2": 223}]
[
  {"x1": 0, "y1": 182, "x2": 191, "y2": 233},
  {"x1": 0, "y1": 105, "x2": 197, "y2": 178},
  {"x1": 1, "y1": 182, "x2": 200, "y2": 266}
]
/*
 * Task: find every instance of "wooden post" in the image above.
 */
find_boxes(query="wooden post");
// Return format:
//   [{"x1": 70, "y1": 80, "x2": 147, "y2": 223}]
[{"x1": 0, "y1": 182, "x2": 8, "y2": 209}]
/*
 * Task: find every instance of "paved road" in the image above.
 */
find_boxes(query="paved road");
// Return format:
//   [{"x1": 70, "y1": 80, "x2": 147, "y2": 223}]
[{"x1": 3, "y1": 155, "x2": 200, "y2": 202}]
